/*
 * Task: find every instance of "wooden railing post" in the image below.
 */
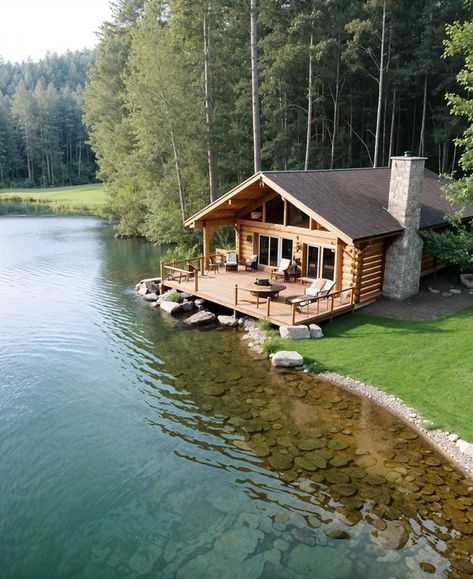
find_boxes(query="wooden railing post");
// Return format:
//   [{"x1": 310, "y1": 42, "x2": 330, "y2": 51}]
[
  {"x1": 330, "y1": 294, "x2": 334, "y2": 313},
  {"x1": 234, "y1": 284, "x2": 238, "y2": 305},
  {"x1": 292, "y1": 303, "x2": 296, "y2": 325},
  {"x1": 266, "y1": 297, "x2": 271, "y2": 317},
  {"x1": 160, "y1": 261, "x2": 165, "y2": 293},
  {"x1": 200, "y1": 256, "x2": 205, "y2": 276},
  {"x1": 194, "y1": 269, "x2": 199, "y2": 292}
]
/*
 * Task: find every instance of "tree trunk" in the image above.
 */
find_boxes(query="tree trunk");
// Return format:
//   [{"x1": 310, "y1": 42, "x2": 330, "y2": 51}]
[
  {"x1": 330, "y1": 60, "x2": 340, "y2": 170},
  {"x1": 203, "y1": 9, "x2": 217, "y2": 202},
  {"x1": 250, "y1": 0, "x2": 261, "y2": 173},
  {"x1": 388, "y1": 88, "x2": 396, "y2": 165},
  {"x1": 304, "y1": 28, "x2": 314, "y2": 171},
  {"x1": 373, "y1": 0, "x2": 386, "y2": 168},
  {"x1": 418, "y1": 75, "x2": 427, "y2": 156},
  {"x1": 170, "y1": 127, "x2": 187, "y2": 221}
]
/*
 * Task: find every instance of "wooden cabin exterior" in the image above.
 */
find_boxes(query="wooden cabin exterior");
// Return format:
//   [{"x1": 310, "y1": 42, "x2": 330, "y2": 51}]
[{"x1": 184, "y1": 164, "x2": 471, "y2": 305}]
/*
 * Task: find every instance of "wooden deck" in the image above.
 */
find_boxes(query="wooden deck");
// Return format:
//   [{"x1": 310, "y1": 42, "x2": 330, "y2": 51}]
[{"x1": 161, "y1": 262, "x2": 354, "y2": 327}]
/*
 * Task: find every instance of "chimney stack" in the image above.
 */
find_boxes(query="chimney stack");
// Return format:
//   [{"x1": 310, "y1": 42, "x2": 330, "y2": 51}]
[{"x1": 383, "y1": 155, "x2": 426, "y2": 300}]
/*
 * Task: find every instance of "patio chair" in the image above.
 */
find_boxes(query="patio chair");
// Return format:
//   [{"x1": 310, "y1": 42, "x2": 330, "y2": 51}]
[
  {"x1": 271, "y1": 258, "x2": 291, "y2": 281},
  {"x1": 245, "y1": 254, "x2": 258, "y2": 271},
  {"x1": 225, "y1": 252, "x2": 238, "y2": 272},
  {"x1": 304, "y1": 278, "x2": 335, "y2": 297}
]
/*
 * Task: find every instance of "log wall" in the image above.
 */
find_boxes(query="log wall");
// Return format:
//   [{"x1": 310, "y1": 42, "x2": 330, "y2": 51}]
[{"x1": 353, "y1": 239, "x2": 386, "y2": 302}]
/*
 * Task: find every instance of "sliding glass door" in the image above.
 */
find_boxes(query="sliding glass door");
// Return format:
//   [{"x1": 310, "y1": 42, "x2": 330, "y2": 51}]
[
  {"x1": 259, "y1": 235, "x2": 293, "y2": 267},
  {"x1": 306, "y1": 244, "x2": 335, "y2": 280}
]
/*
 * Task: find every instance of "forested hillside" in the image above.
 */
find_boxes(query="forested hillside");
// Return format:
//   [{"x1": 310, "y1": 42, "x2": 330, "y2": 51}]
[
  {"x1": 0, "y1": 51, "x2": 97, "y2": 187},
  {"x1": 84, "y1": 0, "x2": 469, "y2": 243}
]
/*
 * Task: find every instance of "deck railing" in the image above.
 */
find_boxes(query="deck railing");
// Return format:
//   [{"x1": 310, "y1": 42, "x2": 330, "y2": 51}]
[
  {"x1": 234, "y1": 285, "x2": 273, "y2": 316},
  {"x1": 290, "y1": 287, "x2": 355, "y2": 325}
]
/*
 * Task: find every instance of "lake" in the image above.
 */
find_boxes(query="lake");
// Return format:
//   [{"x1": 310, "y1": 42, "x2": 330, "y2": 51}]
[{"x1": 0, "y1": 215, "x2": 472, "y2": 578}]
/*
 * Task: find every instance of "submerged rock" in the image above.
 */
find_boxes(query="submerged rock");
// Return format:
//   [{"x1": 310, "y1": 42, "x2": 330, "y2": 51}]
[
  {"x1": 371, "y1": 520, "x2": 410, "y2": 550},
  {"x1": 284, "y1": 545, "x2": 352, "y2": 579}
]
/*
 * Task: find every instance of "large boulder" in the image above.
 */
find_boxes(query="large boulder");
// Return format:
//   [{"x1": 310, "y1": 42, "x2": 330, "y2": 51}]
[
  {"x1": 271, "y1": 351, "x2": 304, "y2": 368},
  {"x1": 184, "y1": 311, "x2": 217, "y2": 326},
  {"x1": 145, "y1": 280, "x2": 160, "y2": 294},
  {"x1": 218, "y1": 315, "x2": 239, "y2": 327},
  {"x1": 142, "y1": 292, "x2": 158, "y2": 302},
  {"x1": 309, "y1": 324, "x2": 324, "y2": 339},
  {"x1": 279, "y1": 326, "x2": 310, "y2": 340},
  {"x1": 160, "y1": 301, "x2": 182, "y2": 315},
  {"x1": 181, "y1": 300, "x2": 195, "y2": 312}
]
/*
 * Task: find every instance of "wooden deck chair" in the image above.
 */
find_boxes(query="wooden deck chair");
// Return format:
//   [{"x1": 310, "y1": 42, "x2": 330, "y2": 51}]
[
  {"x1": 225, "y1": 252, "x2": 238, "y2": 271},
  {"x1": 245, "y1": 255, "x2": 258, "y2": 271},
  {"x1": 271, "y1": 258, "x2": 291, "y2": 281},
  {"x1": 304, "y1": 278, "x2": 334, "y2": 297}
]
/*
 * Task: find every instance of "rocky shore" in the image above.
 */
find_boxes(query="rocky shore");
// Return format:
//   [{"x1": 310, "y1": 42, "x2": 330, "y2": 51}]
[
  {"x1": 240, "y1": 322, "x2": 473, "y2": 478},
  {"x1": 135, "y1": 278, "x2": 473, "y2": 478}
]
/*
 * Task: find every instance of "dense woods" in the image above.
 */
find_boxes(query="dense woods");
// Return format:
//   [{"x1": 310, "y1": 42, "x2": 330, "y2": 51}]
[
  {"x1": 0, "y1": 51, "x2": 97, "y2": 187},
  {"x1": 83, "y1": 0, "x2": 470, "y2": 243}
]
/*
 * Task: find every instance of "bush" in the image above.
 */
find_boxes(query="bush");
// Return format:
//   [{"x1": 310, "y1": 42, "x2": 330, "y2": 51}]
[{"x1": 167, "y1": 292, "x2": 183, "y2": 303}]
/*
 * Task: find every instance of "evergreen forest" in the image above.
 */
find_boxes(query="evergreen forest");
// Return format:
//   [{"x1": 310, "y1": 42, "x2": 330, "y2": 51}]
[
  {"x1": 1, "y1": 0, "x2": 471, "y2": 245},
  {"x1": 0, "y1": 50, "x2": 97, "y2": 187}
]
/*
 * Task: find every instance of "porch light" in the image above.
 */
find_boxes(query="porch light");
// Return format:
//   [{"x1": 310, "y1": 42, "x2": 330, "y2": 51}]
[{"x1": 246, "y1": 235, "x2": 253, "y2": 242}]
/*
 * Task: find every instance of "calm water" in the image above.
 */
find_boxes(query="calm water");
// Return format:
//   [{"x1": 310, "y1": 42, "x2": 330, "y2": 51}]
[{"x1": 1, "y1": 216, "x2": 472, "y2": 579}]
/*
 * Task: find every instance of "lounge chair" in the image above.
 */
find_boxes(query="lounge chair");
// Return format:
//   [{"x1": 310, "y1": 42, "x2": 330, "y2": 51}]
[
  {"x1": 304, "y1": 278, "x2": 335, "y2": 297},
  {"x1": 245, "y1": 255, "x2": 258, "y2": 271},
  {"x1": 271, "y1": 258, "x2": 291, "y2": 281},
  {"x1": 225, "y1": 252, "x2": 238, "y2": 271}
]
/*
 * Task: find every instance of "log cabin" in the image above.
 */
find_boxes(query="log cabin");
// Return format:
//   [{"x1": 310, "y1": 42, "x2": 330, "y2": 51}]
[{"x1": 183, "y1": 154, "x2": 473, "y2": 304}]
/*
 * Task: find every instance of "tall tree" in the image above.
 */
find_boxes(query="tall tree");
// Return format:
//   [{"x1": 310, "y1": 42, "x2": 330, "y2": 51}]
[{"x1": 250, "y1": 0, "x2": 261, "y2": 172}]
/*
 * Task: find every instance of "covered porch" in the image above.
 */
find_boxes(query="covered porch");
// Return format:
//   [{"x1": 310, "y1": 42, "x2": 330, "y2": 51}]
[{"x1": 160, "y1": 255, "x2": 355, "y2": 327}]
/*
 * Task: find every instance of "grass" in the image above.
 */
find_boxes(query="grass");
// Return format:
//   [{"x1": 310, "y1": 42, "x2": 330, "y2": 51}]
[
  {"x1": 0, "y1": 183, "x2": 105, "y2": 214},
  {"x1": 265, "y1": 307, "x2": 473, "y2": 440}
]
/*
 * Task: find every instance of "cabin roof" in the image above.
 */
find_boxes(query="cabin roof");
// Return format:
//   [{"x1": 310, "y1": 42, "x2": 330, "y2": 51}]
[{"x1": 185, "y1": 168, "x2": 473, "y2": 242}]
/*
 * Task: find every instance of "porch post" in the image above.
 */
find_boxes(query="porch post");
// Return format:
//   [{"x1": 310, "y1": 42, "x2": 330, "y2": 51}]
[{"x1": 203, "y1": 222, "x2": 210, "y2": 272}]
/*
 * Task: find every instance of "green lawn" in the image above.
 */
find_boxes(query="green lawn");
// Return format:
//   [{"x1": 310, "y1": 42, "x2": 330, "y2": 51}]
[
  {"x1": 0, "y1": 183, "x2": 105, "y2": 213},
  {"x1": 266, "y1": 307, "x2": 473, "y2": 440}
]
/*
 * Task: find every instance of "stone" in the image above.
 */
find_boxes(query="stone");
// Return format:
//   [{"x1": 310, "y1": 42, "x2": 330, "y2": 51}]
[
  {"x1": 448, "y1": 433, "x2": 459, "y2": 442},
  {"x1": 279, "y1": 326, "x2": 310, "y2": 340},
  {"x1": 142, "y1": 292, "x2": 158, "y2": 302},
  {"x1": 371, "y1": 520, "x2": 410, "y2": 550},
  {"x1": 324, "y1": 527, "x2": 351, "y2": 540},
  {"x1": 194, "y1": 298, "x2": 206, "y2": 307},
  {"x1": 451, "y1": 288, "x2": 462, "y2": 295},
  {"x1": 284, "y1": 545, "x2": 352, "y2": 579},
  {"x1": 138, "y1": 286, "x2": 148, "y2": 296},
  {"x1": 145, "y1": 280, "x2": 160, "y2": 293},
  {"x1": 271, "y1": 351, "x2": 304, "y2": 368},
  {"x1": 309, "y1": 324, "x2": 324, "y2": 339},
  {"x1": 184, "y1": 311, "x2": 217, "y2": 326},
  {"x1": 180, "y1": 300, "x2": 194, "y2": 312},
  {"x1": 441, "y1": 292, "x2": 452, "y2": 297},
  {"x1": 460, "y1": 273, "x2": 473, "y2": 289},
  {"x1": 457, "y1": 439, "x2": 473, "y2": 457},
  {"x1": 427, "y1": 287, "x2": 440, "y2": 294},
  {"x1": 268, "y1": 454, "x2": 293, "y2": 471},
  {"x1": 160, "y1": 300, "x2": 182, "y2": 315},
  {"x1": 218, "y1": 315, "x2": 239, "y2": 327}
]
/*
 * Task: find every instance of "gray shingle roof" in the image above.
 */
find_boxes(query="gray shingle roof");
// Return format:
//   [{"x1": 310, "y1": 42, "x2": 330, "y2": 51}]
[{"x1": 263, "y1": 168, "x2": 473, "y2": 241}]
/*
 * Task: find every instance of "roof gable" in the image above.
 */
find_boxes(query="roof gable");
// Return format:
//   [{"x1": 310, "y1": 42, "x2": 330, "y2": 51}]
[{"x1": 185, "y1": 168, "x2": 473, "y2": 241}]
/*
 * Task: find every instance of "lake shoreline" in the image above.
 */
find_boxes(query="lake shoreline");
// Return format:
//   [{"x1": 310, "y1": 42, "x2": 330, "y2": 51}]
[{"x1": 242, "y1": 320, "x2": 473, "y2": 479}]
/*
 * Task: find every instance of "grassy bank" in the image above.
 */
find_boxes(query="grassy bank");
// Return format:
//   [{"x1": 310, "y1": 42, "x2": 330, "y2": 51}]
[
  {"x1": 0, "y1": 183, "x2": 105, "y2": 214},
  {"x1": 265, "y1": 307, "x2": 473, "y2": 440}
]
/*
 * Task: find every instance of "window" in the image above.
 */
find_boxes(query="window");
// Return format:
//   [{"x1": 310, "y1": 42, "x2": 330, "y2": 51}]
[
  {"x1": 259, "y1": 235, "x2": 293, "y2": 267},
  {"x1": 265, "y1": 196, "x2": 284, "y2": 224},
  {"x1": 287, "y1": 203, "x2": 310, "y2": 228},
  {"x1": 305, "y1": 244, "x2": 335, "y2": 280},
  {"x1": 241, "y1": 205, "x2": 262, "y2": 221}
]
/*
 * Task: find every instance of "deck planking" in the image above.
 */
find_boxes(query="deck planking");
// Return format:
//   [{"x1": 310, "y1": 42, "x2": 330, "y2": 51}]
[{"x1": 162, "y1": 267, "x2": 354, "y2": 327}]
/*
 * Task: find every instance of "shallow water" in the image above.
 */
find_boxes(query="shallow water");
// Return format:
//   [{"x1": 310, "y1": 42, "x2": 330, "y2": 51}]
[{"x1": 0, "y1": 216, "x2": 472, "y2": 579}]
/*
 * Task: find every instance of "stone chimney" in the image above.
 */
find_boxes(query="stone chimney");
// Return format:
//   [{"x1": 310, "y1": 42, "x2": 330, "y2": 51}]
[{"x1": 383, "y1": 153, "x2": 426, "y2": 300}]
